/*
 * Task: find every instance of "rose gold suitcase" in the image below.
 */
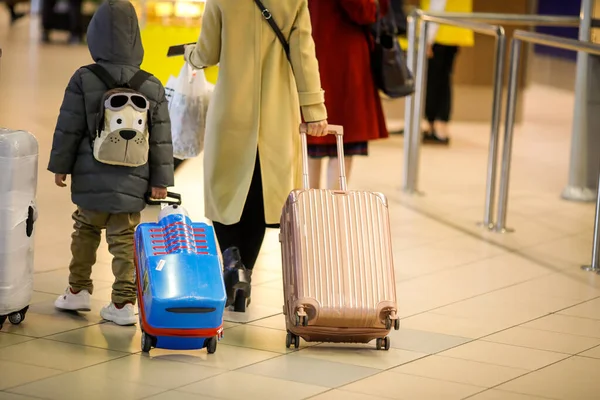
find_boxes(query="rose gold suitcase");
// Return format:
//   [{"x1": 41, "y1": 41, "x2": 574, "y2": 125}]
[{"x1": 279, "y1": 125, "x2": 399, "y2": 351}]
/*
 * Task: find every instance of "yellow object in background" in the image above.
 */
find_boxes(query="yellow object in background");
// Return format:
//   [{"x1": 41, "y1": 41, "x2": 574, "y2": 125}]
[
  {"x1": 140, "y1": 24, "x2": 219, "y2": 86},
  {"x1": 399, "y1": 37, "x2": 408, "y2": 51}
]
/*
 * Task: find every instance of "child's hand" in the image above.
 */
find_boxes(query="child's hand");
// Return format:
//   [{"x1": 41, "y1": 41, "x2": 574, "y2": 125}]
[
  {"x1": 151, "y1": 187, "x2": 168, "y2": 200},
  {"x1": 55, "y1": 174, "x2": 67, "y2": 188}
]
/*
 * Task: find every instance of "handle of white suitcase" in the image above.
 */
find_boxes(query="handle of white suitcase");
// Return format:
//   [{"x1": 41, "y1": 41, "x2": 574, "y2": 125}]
[{"x1": 299, "y1": 124, "x2": 347, "y2": 191}]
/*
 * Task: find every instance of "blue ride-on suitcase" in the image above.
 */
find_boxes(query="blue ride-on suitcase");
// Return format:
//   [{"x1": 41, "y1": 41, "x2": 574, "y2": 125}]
[{"x1": 134, "y1": 203, "x2": 227, "y2": 353}]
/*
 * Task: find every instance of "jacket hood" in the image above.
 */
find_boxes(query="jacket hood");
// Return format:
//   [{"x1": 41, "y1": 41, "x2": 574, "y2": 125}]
[{"x1": 87, "y1": 0, "x2": 144, "y2": 66}]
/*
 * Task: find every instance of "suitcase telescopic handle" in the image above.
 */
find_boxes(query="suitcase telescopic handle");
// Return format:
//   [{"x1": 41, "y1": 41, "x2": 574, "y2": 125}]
[
  {"x1": 145, "y1": 191, "x2": 182, "y2": 206},
  {"x1": 299, "y1": 124, "x2": 347, "y2": 191}
]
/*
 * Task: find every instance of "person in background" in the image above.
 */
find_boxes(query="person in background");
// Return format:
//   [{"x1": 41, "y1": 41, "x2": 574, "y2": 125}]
[
  {"x1": 306, "y1": 0, "x2": 388, "y2": 189},
  {"x1": 41, "y1": 0, "x2": 84, "y2": 44},
  {"x1": 184, "y1": 0, "x2": 328, "y2": 312},
  {"x1": 390, "y1": 0, "x2": 407, "y2": 35},
  {"x1": 48, "y1": 0, "x2": 174, "y2": 325},
  {"x1": 5, "y1": 0, "x2": 26, "y2": 24},
  {"x1": 422, "y1": 0, "x2": 473, "y2": 145}
]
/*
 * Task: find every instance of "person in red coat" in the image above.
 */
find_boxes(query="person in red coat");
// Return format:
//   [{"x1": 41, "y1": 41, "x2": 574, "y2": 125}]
[{"x1": 307, "y1": 0, "x2": 389, "y2": 189}]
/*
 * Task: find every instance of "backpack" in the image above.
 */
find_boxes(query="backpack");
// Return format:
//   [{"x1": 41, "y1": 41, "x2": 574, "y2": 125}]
[{"x1": 83, "y1": 64, "x2": 153, "y2": 167}]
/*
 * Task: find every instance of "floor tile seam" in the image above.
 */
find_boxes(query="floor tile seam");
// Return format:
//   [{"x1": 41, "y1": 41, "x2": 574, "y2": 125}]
[
  {"x1": 436, "y1": 351, "x2": 570, "y2": 374},
  {"x1": 287, "y1": 345, "x2": 426, "y2": 372},
  {"x1": 149, "y1": 390, "x2": 229, "y2": 400},
  {"x1": 2, "y1": 370, "x2": 73, "y2": 396},
  {"x1": 136, "y1": 388, "x2": 173, "y2": 400},
  {"x1": 465, "y1": 354, "x2": 578, "y2": 400},
  {"x1": 213, "y1": 338, "x2": 312, "y2": 354},
  {"x1": 35, "y1": 320, "x2": 110, "y2": 339},
  {"x1": 509, "y1": 322, "x2": 600, "y2": 341},
  {"x1": 401, "y1": 353, "x2": 533, "y2": 374},
  {"x1": 470, "y1": 307, "x2": 600, "y2": 343},
  {"x1": 399, "y1": 268, "x2": 600, "y2": 322},
  {"x1": 437, "y1": 313, "x2": 593, "y2": 348},
  {"x1": 243, "y1": 313, "x2": 285, "y2": 327},
  {"x1": 4, "y1": 349, "x2": 132, "y2": 387},
  {"x1": 574, "y1": 343, "x2": 600, "y2": 357},
  {"x1": 386, "y1": 195, "x2": 578, "y2": 274},
  {"x1": 174, "y1": 367, "x2": 331, "y2": 395},
  {"x1": 0, "y1": 331, "x2": 38, "y2": 339},
  {"x1": 396, "y1": 204, "x2": 572, "y2": 258},
  {"x1": 151, "y1": 368, "x2": 232, "y2": 394},
  {"x1": 554, "y1": 310, "x2": 600, "y2": 323},
  {"x1": 0, "y1": 389, "x2": 48, "y2": 400},
  {"x1": 41, "y1": 333, "x2": 140, "y2": 355},
  {"x1": 224, "y1": 319, "x2": 288, "y2": 332},
  {"x1": 522, "y1": 216, "x2": 592, "y2": 237},
  {"x1": 477, "y1": 338, "x2": 586, "y2": 357},
  {"x1": 428, "y1": 299, "x2": 600, "y2": 324},
  {"x1": 461, "y1": 387, "x2": 555, "y2": 400},
  {"x1": 391, "y1": 252, "x2": 506, "y2": 283},
  {"x1": 304, "y1": 387, "x2": 398, "y2": 400},
  {"x1": 384, "y1": 368, "x2": 519, "y2": 391},
  {"x1": 398, "y1": 272, "x2": 556, "y2": 321},
  {"x1": 2, "y1": 350, "x2": 210, "y2": 395}
]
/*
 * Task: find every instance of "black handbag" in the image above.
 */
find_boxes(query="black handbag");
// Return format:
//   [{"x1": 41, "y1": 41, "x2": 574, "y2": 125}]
[{"x1": 371, "y1": 1, "x2": 414, "y2": 99}]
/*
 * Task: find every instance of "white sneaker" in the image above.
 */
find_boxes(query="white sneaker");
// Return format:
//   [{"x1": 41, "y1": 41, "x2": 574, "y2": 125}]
[
  {"x1": 55, "y1": 287, "x2": 91, "y2": 311},
  {"x1": 100, "y1": 303, "x2": 137, "y2": 326}
]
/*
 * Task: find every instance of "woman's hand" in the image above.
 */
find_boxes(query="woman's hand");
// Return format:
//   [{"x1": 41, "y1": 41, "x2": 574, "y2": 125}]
[
  {"x1": 306, "y1": 120, "x2": 328, "y2": 137},
  {"x1": 183, "y1": 44, "x2": 195, "y2": 66}
]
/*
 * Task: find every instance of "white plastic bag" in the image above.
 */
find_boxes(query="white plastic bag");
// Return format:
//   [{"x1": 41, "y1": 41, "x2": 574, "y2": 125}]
[{"x1": 165, "y1": 63, "x2": 213, "y2": 159}]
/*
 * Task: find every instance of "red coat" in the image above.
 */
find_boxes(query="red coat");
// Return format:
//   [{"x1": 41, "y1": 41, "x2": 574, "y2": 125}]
[{"x1": 307, "y1": 0, "x2": 389, "y2": 146}]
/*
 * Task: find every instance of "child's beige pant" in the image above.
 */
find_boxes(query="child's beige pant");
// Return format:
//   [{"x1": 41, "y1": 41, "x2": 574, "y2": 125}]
[{"x1": 68, "y1": 208, "x2": 140, "y2": 305}]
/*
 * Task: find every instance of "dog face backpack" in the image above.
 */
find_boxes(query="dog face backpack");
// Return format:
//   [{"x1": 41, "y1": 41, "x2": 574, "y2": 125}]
[{"x1": 84, "y1": 64, "x2": 153, "y2": 167}]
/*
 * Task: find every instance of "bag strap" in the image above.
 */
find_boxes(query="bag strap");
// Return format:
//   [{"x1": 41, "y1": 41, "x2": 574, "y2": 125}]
[
  {"x1": 128, "y1": 70, "x2": 153, "y2": 91},
  {"x1": 253, "y1": 0, "x2": 291, "y2": 62},
  {"x1": 83, "y1": 64, "x2": 117, "y2": 89}
]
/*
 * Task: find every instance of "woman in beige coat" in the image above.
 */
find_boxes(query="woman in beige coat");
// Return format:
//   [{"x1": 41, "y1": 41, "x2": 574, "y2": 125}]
[{"x1": 185, "y1": 0, "x2": 328, "y2": 312}]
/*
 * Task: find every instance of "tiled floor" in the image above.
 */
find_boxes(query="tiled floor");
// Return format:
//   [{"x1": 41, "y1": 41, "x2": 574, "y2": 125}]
[{"x1": 1, "y1": 13, "x2": 600, "y2": 400}]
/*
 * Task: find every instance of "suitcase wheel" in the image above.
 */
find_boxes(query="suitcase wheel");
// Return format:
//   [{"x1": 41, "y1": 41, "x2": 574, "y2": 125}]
[
  {"x1": 8, "y1": 311, "x2": 25, "y2": 325},
  {"x1": 286, "y1": 332, "x2": 300, "y2": 349},
  {"x1": 0, "y1": 315, "x2": 6, "y2": 330},
  {"x1": 294, "y1": 309, "x2": 309, "y2": 327},
  {"x1": 205, "y1": 336, "x2": 218, "y2": 354},
  {"x1": 376, "y1": 337, "x2": 391, "y2": 351},
  {"x1": 385, "y1": 315, "x2": 400, "y2": 331},
  {"x1": 141, "y1": 331, "x2": 156, "y2": 353}
]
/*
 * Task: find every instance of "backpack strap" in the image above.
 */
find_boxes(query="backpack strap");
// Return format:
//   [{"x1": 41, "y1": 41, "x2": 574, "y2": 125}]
[
  {"x1": 128, "y1": 70, "x2": 153, "y2": 91},
  {"x1": 83, "y1": 64, "x2": 117, "y2": 89},
  {"x1": 128, "y1": 70, "x2": 154, "y2": 133}
]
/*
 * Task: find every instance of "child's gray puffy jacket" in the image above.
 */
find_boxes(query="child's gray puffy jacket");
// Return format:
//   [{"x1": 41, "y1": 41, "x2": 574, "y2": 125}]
[{"x1": 48, "y1": 0, "x2": 174, "y2": 214}]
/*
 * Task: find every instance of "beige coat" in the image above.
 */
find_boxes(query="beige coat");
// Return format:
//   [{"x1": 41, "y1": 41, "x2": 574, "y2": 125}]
[{"x1": 185, "y1": 0, "x2": 327, "y2": 225}]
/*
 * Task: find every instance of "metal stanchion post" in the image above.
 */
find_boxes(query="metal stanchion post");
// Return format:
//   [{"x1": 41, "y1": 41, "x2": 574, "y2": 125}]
[
  {"x1": 402, "y1": 14, "x2": 418, "y2": 192},
  {"x1": 406, "y1": 19, "x2": 429, "y2": 193},
  {"x1": 494, "y1": 39, "x2": 522, "y2": 233},
  {"x1": 480, "y1": 28, "x2": 506, "y2": 229},
  {"x1": 582, "y1": 165, "x2": 600, "y2": 272}
]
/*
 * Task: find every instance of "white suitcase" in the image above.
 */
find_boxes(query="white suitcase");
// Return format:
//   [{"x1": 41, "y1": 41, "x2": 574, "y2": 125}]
[{"x1": 0, "y1": 129, "x2": 38, "y2": 329}]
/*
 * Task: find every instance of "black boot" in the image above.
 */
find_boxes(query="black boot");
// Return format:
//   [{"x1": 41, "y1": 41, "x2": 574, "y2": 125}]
[{"x1": 222, "y1": 247, "x2": 251, "y2": 312}]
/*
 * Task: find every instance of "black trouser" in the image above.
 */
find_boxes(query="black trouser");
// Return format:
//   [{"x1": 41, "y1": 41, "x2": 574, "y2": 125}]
[
  {"x1": 42, "y1": 0, "x2": 83, "y2": 37},
  {"x1": 213, "y1": 153, "x2": 273, "y2": 271},
  {"x1": 425, "y1": 44, "x2": 459, "y2": 124}
]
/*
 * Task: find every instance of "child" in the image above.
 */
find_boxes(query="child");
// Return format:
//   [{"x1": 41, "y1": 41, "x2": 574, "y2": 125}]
[{"x1": 48, "y1": 0, "x2": 174, "y2": 326}]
